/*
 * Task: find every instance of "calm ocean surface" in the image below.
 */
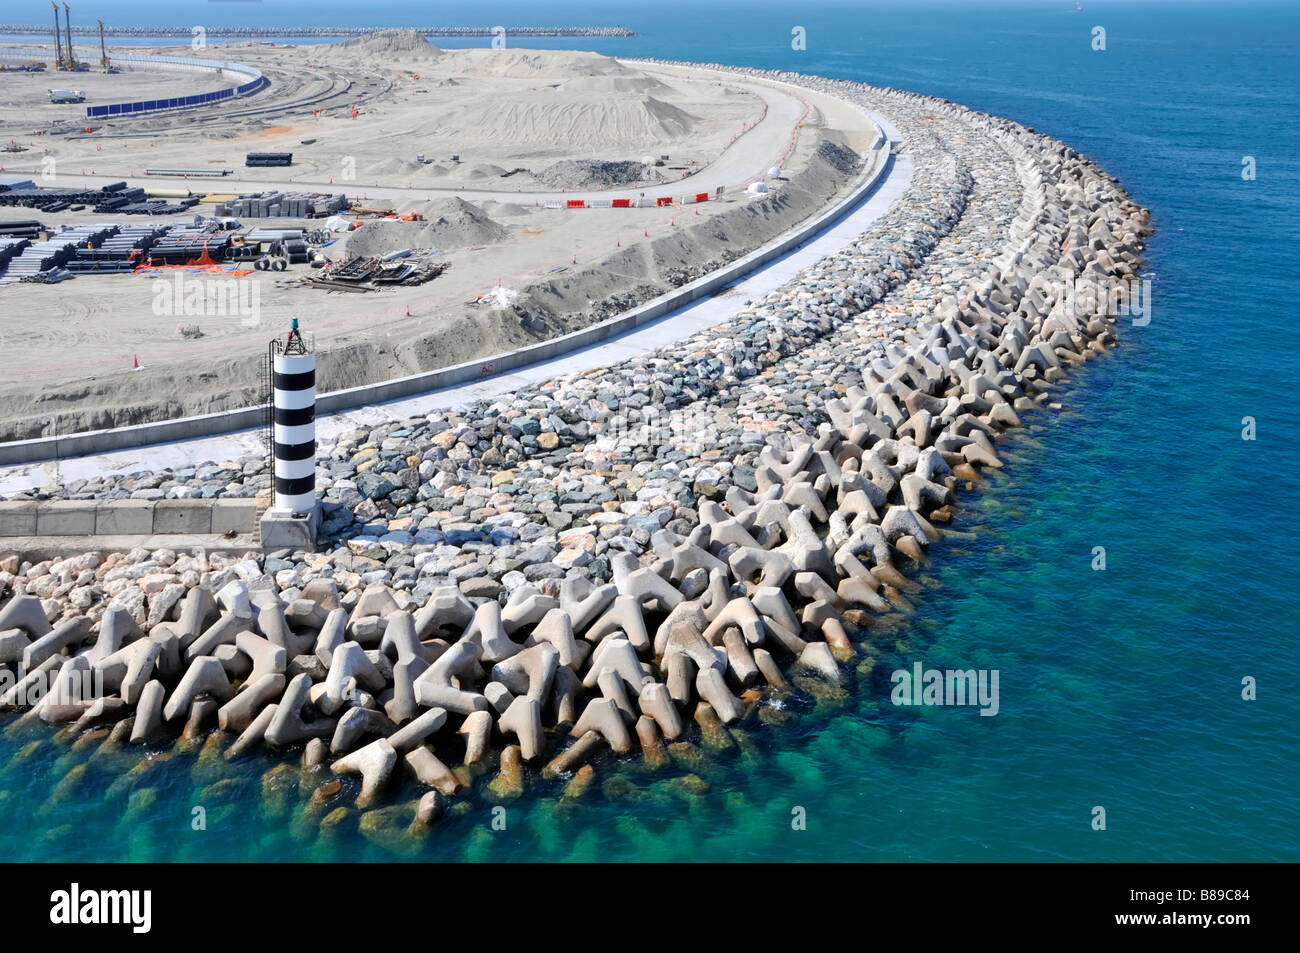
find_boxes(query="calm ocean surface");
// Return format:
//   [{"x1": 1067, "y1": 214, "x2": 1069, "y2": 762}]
[{"x1": 1, "y1": 0, "x2": 1296, "y2": 861}]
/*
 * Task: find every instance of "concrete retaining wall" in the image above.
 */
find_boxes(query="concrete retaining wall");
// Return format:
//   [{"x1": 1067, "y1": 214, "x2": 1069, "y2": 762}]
[
  {"x1": 0, "y1": 108, "x2": 897, "y2": 468},
  {"x1": 0, "y1": 497, "x2": 260, "y2": 538}
]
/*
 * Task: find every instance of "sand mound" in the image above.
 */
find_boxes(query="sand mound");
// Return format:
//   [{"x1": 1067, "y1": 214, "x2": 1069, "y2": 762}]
[
  {"x1": 426, "y1": 94, "x2": 700, "y2": 153},
  {"x1": 343, "y1": 198, "x2": 508, "y2": 257},
  {"x1": 325, "y1": 29, "x2": 444, "y2": 62},
  {"x1": 445, "y1": 49, "x2": 635, "y2": 79},
  {"x1": 556, "y1": 74, "x2": 670, "y2": 95},
  {"x1": 373, "y1": 156, "x2": 424, "y2": 175},
  {"x1": 467, "y1": 163, "x2": 507, "y2": 179}
]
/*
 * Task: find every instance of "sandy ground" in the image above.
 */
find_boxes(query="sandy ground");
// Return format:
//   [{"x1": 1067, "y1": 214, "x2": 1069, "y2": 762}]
[{"x1": 0, "y1": 35, "x2": 878, "y2": 440}]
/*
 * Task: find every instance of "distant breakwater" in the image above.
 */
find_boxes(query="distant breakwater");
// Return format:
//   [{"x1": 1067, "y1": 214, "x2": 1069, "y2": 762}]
[{"x1": 0, "y1": 25, "x2": 635, "y2": 38}]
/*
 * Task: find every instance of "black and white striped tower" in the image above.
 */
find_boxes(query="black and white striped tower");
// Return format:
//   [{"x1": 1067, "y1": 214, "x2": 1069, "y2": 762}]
[{"x1": 272, "y1": 318, "x2": 316, "y2": 514}]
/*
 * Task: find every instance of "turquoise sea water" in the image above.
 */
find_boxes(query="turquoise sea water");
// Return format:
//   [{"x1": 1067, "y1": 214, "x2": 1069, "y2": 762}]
[{"x1": 2, "y1": 0, "x2": 1297, "y2": 862}]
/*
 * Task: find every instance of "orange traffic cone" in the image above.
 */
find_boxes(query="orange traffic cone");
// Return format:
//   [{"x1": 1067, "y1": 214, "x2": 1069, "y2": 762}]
[
  {"x1": 405, "y1": 305, "x2": 411, "y2": 317},
  {"x1": 132, "y1": 354, "x2": 140, "y2": 369}
]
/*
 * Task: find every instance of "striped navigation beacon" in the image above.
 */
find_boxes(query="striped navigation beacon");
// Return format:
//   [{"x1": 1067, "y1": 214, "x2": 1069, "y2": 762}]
[{"x1": 260, "y1": 317, "x2": 321, "y2": 549}]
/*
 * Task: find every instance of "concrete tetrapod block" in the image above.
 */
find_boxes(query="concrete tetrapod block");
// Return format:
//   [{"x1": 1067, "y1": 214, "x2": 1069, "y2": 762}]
[
  {"x1": 94, "y1": 638, "x2": 160, "y2": 705},
  {"x1": 458, "y1": 709, "x2": 493, "y2": 765},
  {"x1": 404, "y1": 746, "x2": 461, "y2": 795},
  {"x1": 584, "y1": 594, "x2": 651, "y2": 652},
  {"x1": 348, "y1": 585, "x2": 401, "y2": 632},
  {"x1": 702, "y1": 596, "x2": 764, "y2": 647},
  {"x1": 483, "y1": 680, "x2": 513, "y2": 716},
  {"x1": 652, "y1": 600, "x2": 709, "y2": 657},
  {"x1": 236, "y1": 631, "x2": 288, "y2": 688},
  {"x1": 175, "y1": 586, "x2": 219, "y2": 649},
  {"x1": 490, "y1": 641, "x2": 558, "y2": 703},
  {"x1": 386, "y1": 706, "x2": 447, "y2": 754},
  {"x1": 320, "y1": 642, "x2": 385, "y2": 716},
  {"x1": 597, "y1": 666, "x2": 637, "y2": 724},
  {"x1": 498, "y1": 696, "x2": 545, "y2": 761},
  {"x1": 728, "y1": 546, "x2": 793, "y2": 590},
  {"x1": 722, "y1": 627, "x2": 761, "y2": 687},
  {"x1": 40, "y1": 656, "x2": 95, "y2": 723},
  {"x1": 558, "y1": 578, "x2": 616, "y2": 633},
  {"x1": 185, "y1": 611, "x2": 249, "y2": 662},
  {"x1": 218, "y1": 672, "x2": 285, "y2": 733},
  {"x1": 635, "y1": 715, "x2": 670, "y2": 769},
  {"x1": 570, "y1": 697, "x2": 632, "y2": 754},
  {"x1": 617, "y1": 566, "x2": 684, "y2": 613},
  {"x1": 0, "y1": 595, "x2": 51, "y2": 640},
  {"x1": 461, "y1": 600, "x2": 522, "y2": 664},
  {"x1": 331, "y1": 738, "x2": 397, "y2": 808},
  {"x1": 85, "y1": 607, "x2": 143, "y2": 666},
  {"x1": 695, "y1": 666, "x2": 744, "y2": 724},
  {"x1": 752, "y1": 647, "x2": 789, "y2": 689},
  {"x1": 285, "y1": 598, "x2": 329, "y2": 633},
  {"x1": 163, "y1": 657, "x2": 232, "y2": 722},
  {"x1": 313, "y1": 607, "x2": 348, "y2": 667},
  {"x1": 379, "y1": 611, "x2": 427, "y2": 663},
  {"x1": 501, "y1": 586, "x2": 558, "y2": 635},
  {"x1": 330, "y1": 706, "x2": 395, "y2": 755},
  {"x1": 255, "y1": 601, "x2": 295, "y2": 651},
  {"x1": 548, "y1": 666, "x2": 579, "y2": 728},
  {"x1": 638, "y1": 681, "x2": 683, "y2": 740},
  {"x1": 73, "y1": 696, "x2": 129, "y2": 734},
  {"x1": 665, "y1": 650, "x2": 696, "y2": 707},
  {"x1": 0, "y1": 629, "x2": 30, "y2": 666},
  {"x1": 148, "y1": 624, "x2": 182, "y2": 683},
  {"x1": 582, "y1": 637, "x2": 646, "y2": 694},
  {"x1": 226, "y1": 702, "x2": 277, "y2": 760},
  {"x1": 216, "y1": 579, "x2": 254, "y2": 617},
  {"x1": 265, "y1": 673, "x2": 334, "y2": 747},
  {"x1": 542, "y1": 729, "x2": 604, "y2": 780},
  {"x1": 386, "y1": 656, "x2": 429, "y2": 724},
  {"x1": 525, "y1": 608, "x2": 588, "y2": 670},
  {"x1": 793, "y1": 572, "x2": 841, "y2": 608},
  {"x1": 797, "y1": 641, "x2": 841, "y2": 682},
  {"x1": 22, "y1": 615, "x2": 91, "y2": 672},
  {"x1": 750, "y1": 586, "x2": 800, "y2": 636},
  {"x1": 130, "y1": 679, "x2": 168, "y2": 744},
  {"x1": 412, "y1": 640, "x2": 489, "y2": 716},
  {"x1": 413, "y1": 586, "x2": 475, "y2": 641}
]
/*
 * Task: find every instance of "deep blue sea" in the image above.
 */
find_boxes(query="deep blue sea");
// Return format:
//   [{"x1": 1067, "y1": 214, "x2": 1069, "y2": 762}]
[{"x1": 1, "y1": 0, "x2": 1296, "y2": 862}]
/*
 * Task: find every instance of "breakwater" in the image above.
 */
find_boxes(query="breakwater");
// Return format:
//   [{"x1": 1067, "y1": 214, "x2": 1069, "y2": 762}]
[
  {"x1": 0, "y1": 25, "x2": 635, "y2": 38},
  {"x1": 0, "y1": 63, "x2": 1148, "y2": 852}
]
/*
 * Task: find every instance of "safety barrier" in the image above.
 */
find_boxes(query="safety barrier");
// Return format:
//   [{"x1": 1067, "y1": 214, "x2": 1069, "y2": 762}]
[
  {"x1": 540, "y1": 191, "x2": 718, "y2": 210},
  {"x1": 70, "y1": 53, "x2": 267, "y2": 118}
]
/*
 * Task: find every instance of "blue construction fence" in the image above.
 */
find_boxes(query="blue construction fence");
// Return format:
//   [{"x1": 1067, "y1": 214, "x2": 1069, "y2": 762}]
[{"x1": 84, "y1": 54, "x2": 266, "y2": 119}]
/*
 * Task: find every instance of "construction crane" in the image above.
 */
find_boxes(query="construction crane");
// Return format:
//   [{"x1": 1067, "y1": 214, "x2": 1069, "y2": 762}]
[
  {"x1": 97, "y1": 19, "x2": 111, "y2": 71},
  {"x1": 51, "y1": 2, "x2": 67, "y2": 70},
  {"x1": 62, "y1": 3, "x2": 79, "y2": 71}
]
